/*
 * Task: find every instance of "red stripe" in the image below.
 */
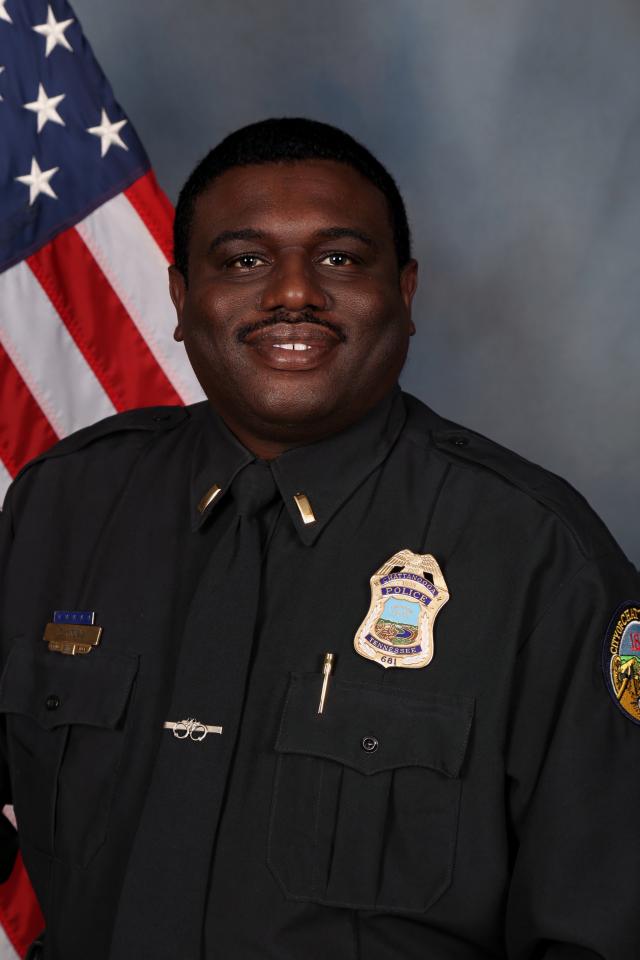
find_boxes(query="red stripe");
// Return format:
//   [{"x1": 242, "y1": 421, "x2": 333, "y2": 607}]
[
  {"x1": 0, "y1": 853, "x2": 45, "y2": 957},
  {"x1": 0, "y1": 345, "x2": 58, "y2": 476},
  {"x1": 27, "y1": 229, "x2": 182, "y2": 411},
  {"x1": 124, "y1": 171, "x2": 174, "y2": 263}
]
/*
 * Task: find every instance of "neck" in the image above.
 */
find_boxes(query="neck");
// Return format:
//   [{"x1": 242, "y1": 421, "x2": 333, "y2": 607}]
[
  {"x1": 208, "y1": 386, "x2": 400, "y2": 460},
  {"x1": 212, "y1": 408, "x2": 364, "y2": 460}
]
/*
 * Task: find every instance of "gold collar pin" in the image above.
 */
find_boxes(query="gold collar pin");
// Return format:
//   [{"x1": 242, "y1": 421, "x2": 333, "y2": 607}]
[
  {"x1": 197, "y1": 484, "x2": 222, "y2": 514},
  {"x1": 293, "y1": 492, "x2": 316, "y2": 525}
]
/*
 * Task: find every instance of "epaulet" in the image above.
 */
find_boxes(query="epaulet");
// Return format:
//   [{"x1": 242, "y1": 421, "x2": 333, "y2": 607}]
[
  {"x1": 405, "y1": 395, "x2": 616, "y2": 558},
  {"x1": 13, "y1": 405, "x2": 191, "y2": 483},
  {"x1": 437, "y1": 424, "x2": 616, "y2": 556}
]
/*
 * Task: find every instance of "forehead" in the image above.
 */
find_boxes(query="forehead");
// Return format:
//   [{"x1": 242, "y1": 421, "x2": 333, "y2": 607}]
[{"x1": 190, "y1": 160, "x2": 393, "y2": 243}]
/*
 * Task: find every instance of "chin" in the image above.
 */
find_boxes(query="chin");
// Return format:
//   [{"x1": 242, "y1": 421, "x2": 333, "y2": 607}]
[
  {"x1": 254, "y1": 397, "x2": 334, "y2": 431},
  {"x1": 244, "y1": 382, "x2": 342, "y2": 433},
  {"x1": 258, "y1": 393, "x2": 393, "y2": 449}
]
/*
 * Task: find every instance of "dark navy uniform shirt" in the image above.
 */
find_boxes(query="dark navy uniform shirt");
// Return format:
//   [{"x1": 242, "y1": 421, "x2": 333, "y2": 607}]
[{"x1": 0, "y1": 388, "x2": 638, "y2": 959}]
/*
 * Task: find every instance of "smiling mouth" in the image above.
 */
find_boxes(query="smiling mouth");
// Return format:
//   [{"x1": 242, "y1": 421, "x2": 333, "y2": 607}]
[{"x1": 240, "y1": 321, "x2": 344, "y2": 371}]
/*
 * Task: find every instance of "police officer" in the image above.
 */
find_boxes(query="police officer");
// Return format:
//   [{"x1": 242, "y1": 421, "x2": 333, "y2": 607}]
[{"x1": 2, "y1": 118, "x2": 639, "y2": 960}]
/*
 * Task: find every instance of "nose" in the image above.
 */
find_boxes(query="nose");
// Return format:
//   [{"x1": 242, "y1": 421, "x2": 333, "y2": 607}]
[{"x1": 259, "y1": 251, "x2": 328, "y2": 313}]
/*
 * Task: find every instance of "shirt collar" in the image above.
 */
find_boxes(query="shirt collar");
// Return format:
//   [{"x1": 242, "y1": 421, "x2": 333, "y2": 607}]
[
  {"x1": 190, "y1": 404, "x2": 254, "y2": 531},
  {"x1": 190, "y1": 386, "x2": 407, "y2": 544}
]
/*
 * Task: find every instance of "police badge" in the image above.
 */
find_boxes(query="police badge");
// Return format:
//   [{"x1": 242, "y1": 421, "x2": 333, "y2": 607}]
[{"x1": 354, "y1": 550, "x2": 449, "y2": 669}]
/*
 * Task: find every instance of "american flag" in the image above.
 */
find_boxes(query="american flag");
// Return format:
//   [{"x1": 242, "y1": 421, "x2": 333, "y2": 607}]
[{"x1": 0, "y1": 1, "x2": 202, "y2": 954}]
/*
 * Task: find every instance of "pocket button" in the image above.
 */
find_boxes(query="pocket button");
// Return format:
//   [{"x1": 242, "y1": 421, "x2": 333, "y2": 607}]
[
  {"x1": 361, "y1": 735, "x2": 378, "y2": 753},
  {"x1": 45, "y1": 694, "x2": 61, "y2": 711}
]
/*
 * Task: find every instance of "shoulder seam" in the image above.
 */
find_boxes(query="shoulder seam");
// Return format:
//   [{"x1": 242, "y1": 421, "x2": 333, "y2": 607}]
[
  {"x1": 399, "y1": 427, "x2": 589, "y2": 558},
  {"x1": 516, "y1": 547, "x2": 629, "y2": 654},
  {"x1": 12, "y1": 406, "x2": 191, "y2": 484}
]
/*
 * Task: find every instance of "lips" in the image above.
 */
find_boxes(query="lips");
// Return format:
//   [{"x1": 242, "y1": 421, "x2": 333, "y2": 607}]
[{"x1": 241, "y1": 323, "x2": 342, "y2": 371}]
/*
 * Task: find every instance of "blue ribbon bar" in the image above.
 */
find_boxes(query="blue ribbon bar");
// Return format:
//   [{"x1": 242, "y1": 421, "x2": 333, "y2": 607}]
[{"x1": 53, "y1": 610, "x2": 95, "y2": 626}]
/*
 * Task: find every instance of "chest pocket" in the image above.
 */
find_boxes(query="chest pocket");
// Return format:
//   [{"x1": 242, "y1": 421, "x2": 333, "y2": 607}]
[
  {"x1": 268, "y1": 673, "x2": 474, "y2": 914},
  {"x1": 0, "y1": 636, "x2": 138, "y2": 868}
]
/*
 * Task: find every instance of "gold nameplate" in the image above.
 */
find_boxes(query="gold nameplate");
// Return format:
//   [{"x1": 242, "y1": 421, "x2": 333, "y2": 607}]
[
  {"x1": 354, "y1": 550, "x2": 449, "y2": 669},
  {"x1": 43, "y1": 622, "x2": 103, "y2": 656}
]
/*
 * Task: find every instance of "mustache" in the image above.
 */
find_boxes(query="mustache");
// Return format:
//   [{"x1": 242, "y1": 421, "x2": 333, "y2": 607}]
[{"x1": 236, "y1": 310, "x2": 347, "y2": 343}]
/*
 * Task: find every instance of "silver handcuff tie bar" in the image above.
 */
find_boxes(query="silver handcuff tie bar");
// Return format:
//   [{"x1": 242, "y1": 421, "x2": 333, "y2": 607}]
[{"x1": 163, "y1": 718, "x2": 223, "y2": 741}]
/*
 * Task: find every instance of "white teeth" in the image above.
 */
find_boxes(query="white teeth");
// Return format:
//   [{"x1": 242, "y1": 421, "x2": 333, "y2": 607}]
[{"x1": 273, "y1": 343, "x2": 311, "y2": 351}]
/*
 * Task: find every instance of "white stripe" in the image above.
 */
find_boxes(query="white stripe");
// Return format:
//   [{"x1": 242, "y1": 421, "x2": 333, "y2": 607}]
[
  {"x1": 0, "y1": 924, "x2": 19, "y2": 960},
  {"x1": 0, "y1": 812, "x2": 19, "y2": 958},
  {"x1": 0, "y1": 262, "x2": 116, "y2": 437},
  {"x1": 75, "y1": 195, "x2": 205, "y2": 405},
  {"x1": 0, "y1": 458, "x2": 12, "y2": 509}
]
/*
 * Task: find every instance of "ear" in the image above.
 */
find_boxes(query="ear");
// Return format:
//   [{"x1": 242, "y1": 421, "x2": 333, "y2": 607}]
[
  {"x1": 399, "y1": 259, "x2": 418, "y2": 335},
  {"x1": 168, "y1": 265, "x2": 186, "y2": 342}
]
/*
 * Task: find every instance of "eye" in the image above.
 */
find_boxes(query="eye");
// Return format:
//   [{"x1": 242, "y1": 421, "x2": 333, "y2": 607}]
[
  {"x1": 226, "y1": 254, "x2": 267, "y2": 270},
  {"x1": 319, "y1": 252, "x2": 356, "y2": 267}
]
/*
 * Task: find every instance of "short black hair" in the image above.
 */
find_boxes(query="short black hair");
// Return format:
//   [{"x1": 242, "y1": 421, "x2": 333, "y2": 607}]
[{"x1": 173, "y1": 117, "x2": 411, "y2": 280}]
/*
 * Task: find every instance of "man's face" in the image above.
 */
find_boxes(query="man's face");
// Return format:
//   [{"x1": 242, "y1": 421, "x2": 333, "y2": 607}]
[{"x1": 169, "y1": 159, "x2": 417, "y2": 456}]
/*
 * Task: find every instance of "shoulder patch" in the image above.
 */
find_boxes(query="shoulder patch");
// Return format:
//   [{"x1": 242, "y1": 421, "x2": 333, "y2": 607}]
[{"x1": 603, "y1": 604, "x2": 640, "y2": 725}]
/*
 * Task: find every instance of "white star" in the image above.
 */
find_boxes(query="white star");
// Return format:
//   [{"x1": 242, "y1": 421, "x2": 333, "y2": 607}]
[
  {"x1": 0, "y1": 66, "x2": 4, "y2": 102},
  {"x1": 87, "y1": 108, "x2": 128, "y2": 157},
  {"x1": 32, "y1": 5, "x2": 73, "y2": 57},
  {"x1": 24, "y1": 83, "x2": 66, "y2": 132},
  {"x1": 15, "y1": 157, "x2": 59, "y2": 205},
  {"x1": 0, "y1": 1, "x2": 12, "y2": 24}
]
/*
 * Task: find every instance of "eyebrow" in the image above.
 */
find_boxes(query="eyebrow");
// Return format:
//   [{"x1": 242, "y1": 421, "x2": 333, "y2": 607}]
[
  {"x1": 208, "y1": 229, "x2": 265, "y2": 252},
  {"x1": 314, "y1": 227, "x2": 375, "y2": 247},
  {"x1": 207, "y1": 225, "x2": 376, "y2": 253}
]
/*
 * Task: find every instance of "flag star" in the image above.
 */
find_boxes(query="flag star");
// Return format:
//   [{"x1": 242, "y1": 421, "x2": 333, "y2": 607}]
[
  {"x1": 24, "y1": 83, "x2": 66, "y2": 132},
  {"x1": 15, "y1": 157, "x2": 59, "y2": 205},
  {"x1": 87, "y1": 108, "x2": 128, "y2": 157},
  {"x1": 0, "y1": 1, "x2": 12, "y2": 24},
  {"x1": 33, "y1": 5, "x2": 74, "y2": 57}
]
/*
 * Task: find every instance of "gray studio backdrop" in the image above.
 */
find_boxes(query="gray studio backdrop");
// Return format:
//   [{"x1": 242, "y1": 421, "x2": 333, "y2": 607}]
[{"x1": 74, "y1": 0, "x2": 640, "y2": 561}]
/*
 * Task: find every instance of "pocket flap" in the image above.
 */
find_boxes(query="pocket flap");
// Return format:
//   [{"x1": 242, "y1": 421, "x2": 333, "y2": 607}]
[
  {"x1": 0, "y1": 636, "x2": 138, "y2": 731},
  {"x1": 275, "y1": 674, "x2": 474, "y2": 777}
]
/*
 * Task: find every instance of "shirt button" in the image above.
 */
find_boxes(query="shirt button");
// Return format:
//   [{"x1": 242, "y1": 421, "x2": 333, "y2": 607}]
[
  {"x1": 450, "y1": 436, "x2": 469, "y2": 447},
  {"x1": 361, "y1": 735, "x2": 379, "y2": 753},
  {"x1": 45, "y1": 694, "x2": 60, "y2": 711}
]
